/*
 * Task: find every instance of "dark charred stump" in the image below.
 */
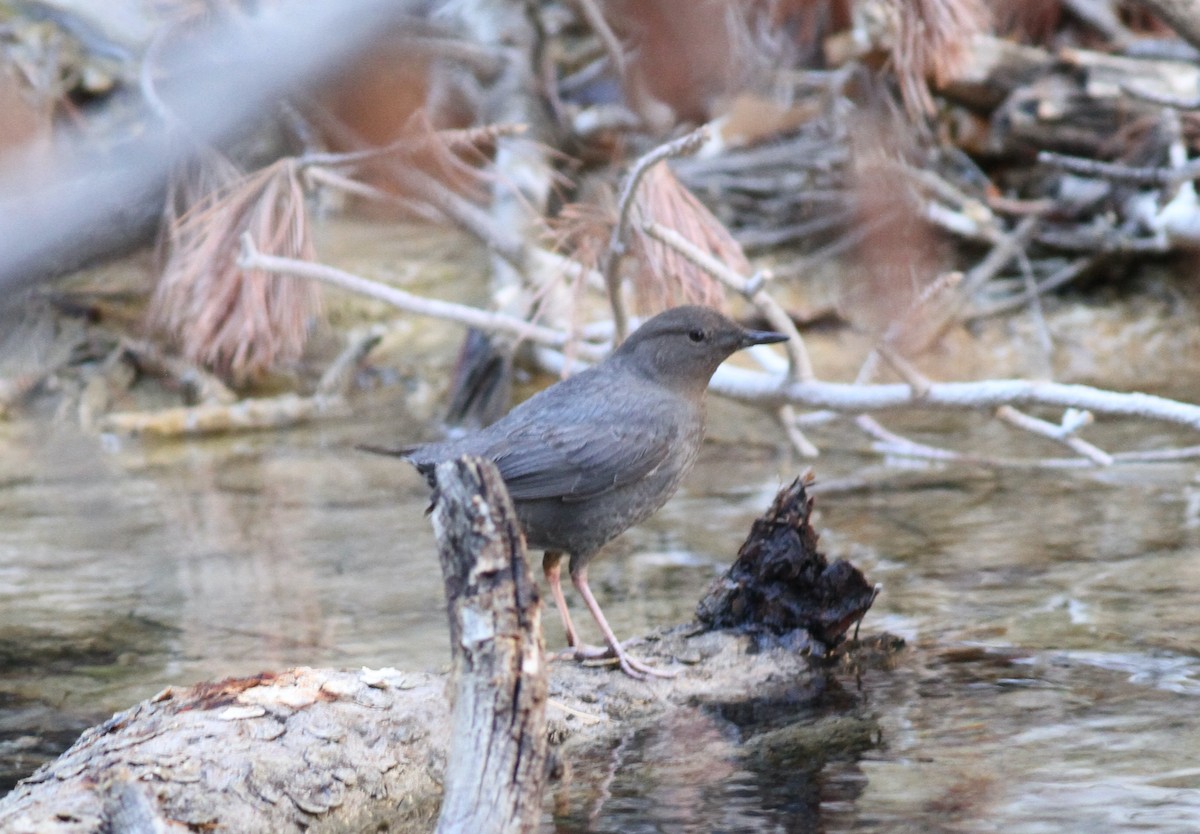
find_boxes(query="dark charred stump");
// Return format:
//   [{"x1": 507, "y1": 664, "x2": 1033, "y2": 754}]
[{"x1": 695, "y1": 475, "x2": 879, "y2": 652}]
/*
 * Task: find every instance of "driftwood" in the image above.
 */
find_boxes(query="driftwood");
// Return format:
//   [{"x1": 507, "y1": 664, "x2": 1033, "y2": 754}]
[
  {"x1": 430, "y1": 458, "x2": 546, "y2": 834},
  {"x1": 0, "y1": 470, "x2": 889, "y2": 833}
]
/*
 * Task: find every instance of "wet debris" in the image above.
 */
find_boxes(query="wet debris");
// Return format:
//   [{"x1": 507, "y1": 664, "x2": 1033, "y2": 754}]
[{"x1": 695, "y1": 474, "x2": 879, "y2": 653}]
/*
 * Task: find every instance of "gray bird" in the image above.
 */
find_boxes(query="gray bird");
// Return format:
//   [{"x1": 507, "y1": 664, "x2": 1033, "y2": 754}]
[{"x1": 366, "y1": 305, "x2": 788, "y2": 679}]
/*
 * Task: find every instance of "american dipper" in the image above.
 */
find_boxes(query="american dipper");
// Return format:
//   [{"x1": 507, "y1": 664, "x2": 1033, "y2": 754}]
[{"x1": 368, "y1": 305, "x2": 788, "y2": 679}]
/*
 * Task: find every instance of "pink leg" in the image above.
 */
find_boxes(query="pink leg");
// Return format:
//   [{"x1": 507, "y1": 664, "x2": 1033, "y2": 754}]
[
  {"x1": 543, "y1": 551, "x2": 583, "y2": 648},
  {"x1": 570, "y1": 564, "x2": 675, "y2": 680}
]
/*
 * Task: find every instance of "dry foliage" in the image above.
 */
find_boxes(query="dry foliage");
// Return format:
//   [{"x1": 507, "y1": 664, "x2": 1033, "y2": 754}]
[
  {"x1": 842, "y1": 108, "x2": 947, "y2": 343},
  {"x1": 552, "y1": 162, "x2": 737, "y2": 317},
  {"x1": 147, "y1": 158, "x2": 320, "y2": 385},
  {"x1": 886, "y1": 0, "x2": 991, "y2": 118},
  {"x1": 307, "y1": 108, "x2": 495, "y2": 214},
  {"x1": 626, "y1": 162, "x2": 736, "y2": 314}
]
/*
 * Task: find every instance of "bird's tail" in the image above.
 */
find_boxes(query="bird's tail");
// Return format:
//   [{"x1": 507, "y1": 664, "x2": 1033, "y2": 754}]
[{"x1": 355, "y1": 443, "x2": 418, "y2": 458}]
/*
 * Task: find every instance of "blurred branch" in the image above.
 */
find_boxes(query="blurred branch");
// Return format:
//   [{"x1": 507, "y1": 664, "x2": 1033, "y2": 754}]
[
  {"x1": 237, "y1": 235, "x2": 602, "y2": 357},
  {"x1": 708, "y1": 368, "x2": 1200, "y2": 435},
  {"x1": 565, "y1": 0, "x2": 626, "y2": 79},
  {"x1": 602, "y1": 127, "x2": 709, "y2": 343},
  {"x1": 995, "y1": 405, "x2": 1114, "y2": 466},
  {"x1": 1137, "y1": 0, "x2": 1200, "y2": 54},
  {"x1": 0, "y1": 0, "x2": 424, "y2": 296},
  {"x1": 1037, "y1": 150, "x2": 1200, "y2": 186}
]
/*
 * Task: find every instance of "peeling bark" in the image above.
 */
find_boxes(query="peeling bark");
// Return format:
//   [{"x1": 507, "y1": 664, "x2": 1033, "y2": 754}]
[
  {"x1": 431, "y1": 457, "x2": 547, "y2": 834},
  {"x1": 0, "y1": 668, "x2": 449, "y2": 833}
]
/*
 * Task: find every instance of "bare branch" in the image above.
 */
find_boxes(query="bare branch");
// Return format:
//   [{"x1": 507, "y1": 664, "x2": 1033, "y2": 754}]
[
  {"x1": 295, "y1": 124, "x2": 527, "y2": 170},
  {"x1": 317, "y1": 326, "x2": 387, "y2": 397},
  {"x1": 1037, "y1": 150, "x2": 1200, "y2": 186},
  {"x1": 237, "y1": 235, "x2": 602, "y2": 357},
  {"x1": 602, "y1": 127, "x2": 709, "y2": 342},
  {"x1": 707, "y1": 365, "x2": 1200, "y2": 435},
  {"x1": 566, "y1": 0, "x2": 626, "y2": 79},
  {"x1": 968, "y1": 256, "x2": 1099, "y2": 319},
  {"x1": 996, "y1": 405, "x2": 1114, "y2": 465},
  {"x1": 1120, "y1": 80, "x2": 1200, "y2": 109},
  {"x1": 779, "y1": 404, "x2": 821, "y2": 458},
  {"x1": 875, "y1": 345, "x2": 932, "y2": 397},
  {"x1": 1015, "y1": 247, "x2": 1054, "y2": 369},
  {"x1": 959, "y1": 215, "x2": 1041, "y2": 296}
]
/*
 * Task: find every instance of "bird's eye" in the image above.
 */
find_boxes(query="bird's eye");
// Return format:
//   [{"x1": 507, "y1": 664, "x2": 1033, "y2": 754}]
[{"x1": 688, "y1": 329, "x2": 705, "y2": 343}]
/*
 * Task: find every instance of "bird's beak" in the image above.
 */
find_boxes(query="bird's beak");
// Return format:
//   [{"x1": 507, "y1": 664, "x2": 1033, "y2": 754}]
[{"x1": 739, "y1": 328, "x2": 789, "y2": 348}]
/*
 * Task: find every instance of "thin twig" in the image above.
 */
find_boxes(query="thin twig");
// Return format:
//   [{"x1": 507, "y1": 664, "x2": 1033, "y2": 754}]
[
  {"x1": 772, "y1": 213, "x2": 891, "y2": 278},
  {"x1": 567, "y1": 0, "x2": 626, "y2": 79},
  {"x1": 968, "y1": 256, "x2": 1099, "y2": 319},
  {"x1": 1120, "y1": 80, "x2": 1200, "y2": 109},
  {"x1": 986, "y1": 194, "x2": 1058, "y2": 216},
  {"x1": 995, "y1": 405, "x2": 1114, "y2": 465},
  {"x1": 924, "y1": 201, "x2": 1004, "y2": 244},
  {"x1": 391, "y1": 165, "x2": 528, "y2": 269},
  {"x1": 960, "y1": 215, "x2": 1041, "y2": 296},
  {"x1": 779, "y1": 404, "x2": 821, "y2": 457},
  {"x1": 875, "y1": 345, "x2": 931, "y2": 397},
  {"x1": 296, "y1": 124, "x2": 527, "y2": 170},
  {"x1": 1016, "y1": 248, "x2": 1054, "y2": 367},
  {"x1": 304, "y1": 166, "x2": 448, "y2": 224},
  {"x1": 856, "y1": 414, "x2": 963, "y2": 461},
  {"x1": 857, "y1": 409, "x2": 1192, "y2": 469},
  {"x1": 237, "y1": 235, "x2": 602, "y2": 357},
  {"x1": 856, "y1": 413, "x2": 1110, "y2": 470},
  {"x1": 602, "y1": 127, "x2": 709, "y2": 343},
  {"x1": 1038, "y1": 150, "x2": 1200, "y2": 186},
  {"x1": 317, "y1": 325, "x2": 387, "y2": 397}
]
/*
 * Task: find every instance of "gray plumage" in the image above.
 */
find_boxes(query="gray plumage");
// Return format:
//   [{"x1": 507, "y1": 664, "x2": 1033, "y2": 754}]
[{"x1": 368, "y1": 305, "x2": 788, "y2": 678}]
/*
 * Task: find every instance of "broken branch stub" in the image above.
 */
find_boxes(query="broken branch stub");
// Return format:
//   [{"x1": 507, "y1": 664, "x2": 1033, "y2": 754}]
[
  {"x1": 696, "y1": 475, "x2": 878, "y2": 651},
  {"x1": 430, "y1": 456, "x2": 547, "y2": 834}
]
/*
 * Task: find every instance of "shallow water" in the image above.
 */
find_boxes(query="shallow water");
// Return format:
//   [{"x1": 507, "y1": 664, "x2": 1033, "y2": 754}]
[{"x1": 4, "y1": 397, "x2": 1200, "y2": 831}]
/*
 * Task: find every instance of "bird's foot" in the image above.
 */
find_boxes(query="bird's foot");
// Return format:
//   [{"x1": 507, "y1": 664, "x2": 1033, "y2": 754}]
[
  {"x1": 552, "y1": 643, "x2": 676, "y2": 680},
  {"x1": 605, "y1": 650, "x2": 677, "y2": 680},
  {"x1": 550, "y1": 643, "x2": 608, "y2": 662}
]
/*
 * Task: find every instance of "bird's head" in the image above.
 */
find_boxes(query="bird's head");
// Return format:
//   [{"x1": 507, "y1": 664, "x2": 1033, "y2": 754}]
[{"x1": 613, "y1": 305, "x2": 788, "y2": 392}]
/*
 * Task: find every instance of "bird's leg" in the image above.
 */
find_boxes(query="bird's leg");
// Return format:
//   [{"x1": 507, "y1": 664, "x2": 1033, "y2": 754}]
[
  {"x1": 543, "y1": 551, "x2": 585, "y2": 649},
  {"x1": 570, "y1": 564, "x2": 676, "y2": 680}
]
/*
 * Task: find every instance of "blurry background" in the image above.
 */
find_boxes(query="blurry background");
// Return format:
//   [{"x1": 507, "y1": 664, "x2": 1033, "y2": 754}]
[{"x1": 4, "y1": 0, "x2": 1200, "y2": 831}]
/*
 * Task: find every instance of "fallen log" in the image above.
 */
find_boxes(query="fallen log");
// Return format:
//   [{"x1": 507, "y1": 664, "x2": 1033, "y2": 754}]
[{"x1": 0, "y1": 470, "x2": 891, "y2": 833}]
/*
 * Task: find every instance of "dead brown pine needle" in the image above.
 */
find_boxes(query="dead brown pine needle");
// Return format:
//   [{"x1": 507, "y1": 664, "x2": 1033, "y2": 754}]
[
  {"x1": 888, "y1": 0, "x2": 991, "y2": 118},
  {"x1": 147, "y1": 158, "x2": 321, "y2": 385},
  {"x1": 626, "y1": 163, "x2": 736, "y2": 314}
]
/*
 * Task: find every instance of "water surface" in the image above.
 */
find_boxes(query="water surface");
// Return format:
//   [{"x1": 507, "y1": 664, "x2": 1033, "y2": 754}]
[{"x1": 4, "y1": 406, "x2": 1200, "y2": 831}]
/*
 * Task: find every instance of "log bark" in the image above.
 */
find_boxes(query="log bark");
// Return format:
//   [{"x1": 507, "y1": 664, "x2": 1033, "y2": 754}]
[{"x1": 431, "y1": 457, "x2": 547, "y2": 834}]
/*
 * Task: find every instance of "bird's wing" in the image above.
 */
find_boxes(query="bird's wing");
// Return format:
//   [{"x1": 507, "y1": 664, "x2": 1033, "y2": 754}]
[{"x1": 488, "y1": 409, "x2": 678, "y2": 502}]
